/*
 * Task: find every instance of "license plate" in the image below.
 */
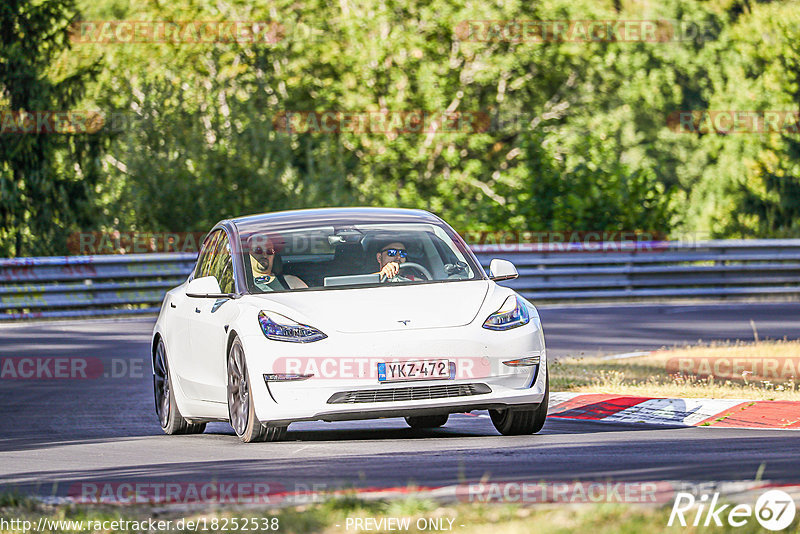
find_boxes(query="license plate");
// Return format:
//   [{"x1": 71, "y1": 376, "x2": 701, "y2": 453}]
[{"x1": 377, "y1": 359, "x2": 452, "y2": 382}]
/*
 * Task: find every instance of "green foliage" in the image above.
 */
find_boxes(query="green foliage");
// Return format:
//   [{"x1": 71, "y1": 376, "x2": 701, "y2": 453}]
[
  {"x1": 2, "y1": 0, "x2": 800, "y2": 256},
  {"x1": 0, "y1": 0, "x2": 102, "y2": 256},
  {"x1": 722, "y1": 4, "x2": 800, "y2": 236},
  {"x1": 78, "y1": 0, "x2": 684, "y2": 235}
]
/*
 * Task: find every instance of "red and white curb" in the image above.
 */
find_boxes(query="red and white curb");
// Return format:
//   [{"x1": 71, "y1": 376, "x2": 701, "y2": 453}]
[{"x1": 547, "y1": 392, "x2": 800, "y2": 429}]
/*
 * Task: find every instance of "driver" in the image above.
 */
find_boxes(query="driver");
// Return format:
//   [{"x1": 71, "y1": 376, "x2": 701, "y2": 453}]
[
  {"x1": 375, "y1": 241, "x2": 420, "y2": 281},
  {"x1": 248, "y1": 235, "x2": 307, "y2": 291}
]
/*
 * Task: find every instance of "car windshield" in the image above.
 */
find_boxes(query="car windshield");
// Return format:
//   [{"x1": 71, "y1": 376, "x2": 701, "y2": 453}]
[{"x1": 236, "y1": 221, "x2": 482, "y2": 293}]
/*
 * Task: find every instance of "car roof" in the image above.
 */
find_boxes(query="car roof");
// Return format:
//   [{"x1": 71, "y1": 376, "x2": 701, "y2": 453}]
[{"x1": 230, "y1": 207, "x2": 443, "y2": 233}]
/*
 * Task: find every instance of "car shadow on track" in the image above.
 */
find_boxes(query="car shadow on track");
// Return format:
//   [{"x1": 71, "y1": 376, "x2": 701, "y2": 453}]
[
  {"x1": 198, "y1": 413, "x2": 692, "y2": 443},
  {"x1": 0, "y1": 415, "x2": 693, "y2": 453},
  {"x1": 203, "y1": 417, "x2": 491, "y2": 442}
]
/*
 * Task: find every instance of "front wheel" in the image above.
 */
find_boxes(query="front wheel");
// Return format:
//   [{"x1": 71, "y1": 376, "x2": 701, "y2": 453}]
[
  {"x1": 405, "y1": 414, "x2": 449, "y2": 429},
  {"x1": 153, "y1": 338, "x2": 206, "y2": 435},
  {"x1": 489, "y1": 372, "x2": 549, "y2": 436},
  {"x1": 227, "y1": 337, "x2": 287, "y2": 443}
]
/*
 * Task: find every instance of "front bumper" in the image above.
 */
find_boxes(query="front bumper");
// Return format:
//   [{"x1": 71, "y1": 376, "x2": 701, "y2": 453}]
[
  {"x1": 262, "y1": 374, "x2": 546, "y2": 425},
  {"x1": 239, "y1": 320, "x2": 547, "y2": 425}
]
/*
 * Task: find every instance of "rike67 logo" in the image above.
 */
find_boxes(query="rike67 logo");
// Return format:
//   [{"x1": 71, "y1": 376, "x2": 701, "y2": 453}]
[{"x1": 669, "y1": 489, "x2": 796, "y2": 531}]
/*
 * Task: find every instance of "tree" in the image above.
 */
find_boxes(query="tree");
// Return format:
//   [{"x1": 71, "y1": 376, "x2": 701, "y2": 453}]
[
  {"x1": 0, "y1": 0, "x2": 101, "y2": 257},
  {"x1": 687, "y1": 2, "x2": 800, "y2": 237}
]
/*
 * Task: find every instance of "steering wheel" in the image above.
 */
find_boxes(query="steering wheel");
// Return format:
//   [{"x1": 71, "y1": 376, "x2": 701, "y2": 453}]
[{"x1": 380, "y1": 261, "x2": 433, "y2": 282}]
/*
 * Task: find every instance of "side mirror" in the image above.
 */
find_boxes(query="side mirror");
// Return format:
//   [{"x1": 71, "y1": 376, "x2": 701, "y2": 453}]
[
  {"x1": 488, "y1": 259, "x2": 518, "y2": 281},
  {"x1": 186, "y1": 276, "x2": 235, "y2": 298}
]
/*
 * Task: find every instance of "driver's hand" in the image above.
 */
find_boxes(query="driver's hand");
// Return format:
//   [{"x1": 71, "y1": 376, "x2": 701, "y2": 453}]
[{"x1": 379, "y1": 261, "x2": 400, "y2": 279}]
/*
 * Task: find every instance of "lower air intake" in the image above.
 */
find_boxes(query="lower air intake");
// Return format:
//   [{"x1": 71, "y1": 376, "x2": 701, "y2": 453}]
[{"x1": 327, "y1": 383, "x2": 491, "y2": 404}]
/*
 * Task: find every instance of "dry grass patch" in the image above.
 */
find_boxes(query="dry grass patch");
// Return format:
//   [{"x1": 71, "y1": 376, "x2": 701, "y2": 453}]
[{"x1": 552, "y1": 340, "x2": 800, "y2": 400}]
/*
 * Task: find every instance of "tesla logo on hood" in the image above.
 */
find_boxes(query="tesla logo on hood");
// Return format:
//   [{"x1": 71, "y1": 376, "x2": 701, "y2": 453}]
[{"x1": 398, "y1": 320, "x2": 411, "y2": 325}]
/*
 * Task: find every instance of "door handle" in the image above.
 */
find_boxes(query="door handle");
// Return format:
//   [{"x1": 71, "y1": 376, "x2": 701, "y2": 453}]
[{"x1": 195, "y1": 307, "x2": 201, "y2": 313}]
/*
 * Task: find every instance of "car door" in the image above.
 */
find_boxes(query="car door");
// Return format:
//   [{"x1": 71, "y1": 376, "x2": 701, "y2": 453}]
[
  {"x1": 187, "y1": 230, "x2": 239, "y2": 403},
  {"x1": 170, "y1": 230, "x2": 222, "y2": 400}
]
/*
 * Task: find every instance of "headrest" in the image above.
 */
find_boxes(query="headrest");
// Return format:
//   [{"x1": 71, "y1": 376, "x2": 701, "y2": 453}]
[
  {"x1": 334, "y1": 243, "x2": 365, "y2": 267},
  {"x1": 271, "y1": 253, "x2": 283, "y2": 275}
]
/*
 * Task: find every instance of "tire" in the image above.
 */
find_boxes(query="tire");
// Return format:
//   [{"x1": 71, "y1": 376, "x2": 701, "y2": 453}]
[
  {"x1": 405, "y1": 414, "x2": 449, "y2": 429},
  {"x1": 227, "y1": 337, "x2": 287, "y2": 443},
  {"x1": 153, "y1": 338, "x2": 206, "y2": 435},
  {"x1": 489, "y1": 372, "x2": 549, "y2": 436}
]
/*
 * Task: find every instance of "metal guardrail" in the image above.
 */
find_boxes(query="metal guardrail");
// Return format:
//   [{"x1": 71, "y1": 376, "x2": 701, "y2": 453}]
[
  {"x1": 0, "y1": 254, "x2": 196, "y2": 320},
  {"x1": 1, "y1": 239, "x2": 799, "y2": 320},
  {"x1": 472, "y1": 239, "x2": 800, "y2": 301}
]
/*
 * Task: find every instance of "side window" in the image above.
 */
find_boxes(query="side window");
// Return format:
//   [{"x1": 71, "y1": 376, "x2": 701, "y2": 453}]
[
  {"x1": 209, "y1": 232, "x2": 235, "y2": 294},
  {"x1": 194, "y1": 231, "x2": 221, "y2": 279}
]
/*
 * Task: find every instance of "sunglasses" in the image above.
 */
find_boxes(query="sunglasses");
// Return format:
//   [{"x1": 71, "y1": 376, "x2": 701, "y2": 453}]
[
  {"x1": 253, "y1": 246, "x2": 276, "y2": 256},
  {"x1": 381, "y1": 248, "x2": 407, "y2": 258}
]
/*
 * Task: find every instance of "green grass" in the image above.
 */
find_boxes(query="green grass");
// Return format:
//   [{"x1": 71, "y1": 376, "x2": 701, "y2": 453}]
[{"x1": 1, "y1": 494, "x2": 796, "y2": 533}]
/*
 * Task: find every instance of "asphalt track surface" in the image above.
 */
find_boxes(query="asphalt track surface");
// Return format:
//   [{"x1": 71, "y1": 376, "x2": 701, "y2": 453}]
[{"x1": 1, "y1": 301, "x2": 800, "y2": 499}]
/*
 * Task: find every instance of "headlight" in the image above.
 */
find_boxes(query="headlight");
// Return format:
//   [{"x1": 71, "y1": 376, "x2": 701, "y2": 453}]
[
  {"x1": 483, "y1": 296, "x2": 530, "y2": 331},
  {"x1": 258, "y1": 311, "x2": 327, "y2": 343}
]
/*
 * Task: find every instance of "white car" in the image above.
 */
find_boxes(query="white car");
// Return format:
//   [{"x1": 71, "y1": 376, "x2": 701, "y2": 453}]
[{"x1": 151, "y1": 208, "x2": 548, "y2": 442}]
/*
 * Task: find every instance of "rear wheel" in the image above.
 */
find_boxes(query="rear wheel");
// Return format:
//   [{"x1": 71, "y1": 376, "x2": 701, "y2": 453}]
[
  {"x1": 405, "y1": 414, "x2": 449, "y2": 429},
  {"x1": 489, "y1": 372, "x2": 549, "y2": 436},
  {"x1": 153, "y1": 338, "x2": 206, "y2": 435},
  {"x1": 227, "y1": 337, "x2": 287, "y2": 443}
]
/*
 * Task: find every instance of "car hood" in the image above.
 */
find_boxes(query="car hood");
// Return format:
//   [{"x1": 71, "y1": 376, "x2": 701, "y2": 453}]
[{"x1": 252, "y1": 280, "x2": 490, "y2": 333}]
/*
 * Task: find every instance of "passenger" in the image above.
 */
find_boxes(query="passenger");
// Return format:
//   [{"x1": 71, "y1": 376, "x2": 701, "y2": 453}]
[{"x1": 248, "y1": 235, "x2": 307, "y2": 291}]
